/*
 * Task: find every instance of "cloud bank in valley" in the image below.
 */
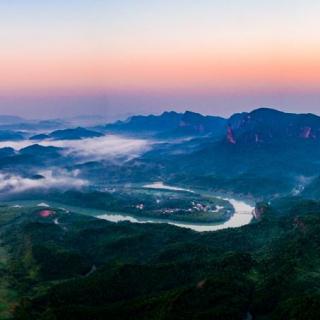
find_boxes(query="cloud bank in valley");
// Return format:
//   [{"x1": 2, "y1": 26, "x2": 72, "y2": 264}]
[
  {"x1": 0, "y1": 135, "x2": 152, "y2": 194},
  {"x1": 51, "y1": 136, "x2": 151, "y2": 160},
  {"x1": 0, "y1": 170, "x2": 88, "y2": 194},
  {"x1": 0, "y1": 135, "x2": 152, "y2": 161}
]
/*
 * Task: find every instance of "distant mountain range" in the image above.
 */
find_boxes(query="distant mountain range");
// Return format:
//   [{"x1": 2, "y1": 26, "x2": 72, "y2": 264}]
[
  {"x1": 30, "y1": 127, "x2": 104, "y2": 141},
  {"x1": 0, "y1": 130, "x2": 26, "y2": 141},
  {"x1": 101, "y1": 107, "x2": 320, "y2": 144},
  {"x1": 6, "y1": 107, "x2": 320, "y2": 143},
  {"x1": 2, "y1": 107, "x2": 320, "y2": 199},
  {"x1": 119, "y1": 108, "x2": 320, "y2": 198},
  {"x1": 102, "y1": 111, "x2": 226, "y2": 138}
]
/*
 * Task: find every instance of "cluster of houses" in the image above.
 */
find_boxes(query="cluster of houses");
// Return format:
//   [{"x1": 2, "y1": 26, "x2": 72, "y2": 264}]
[{"x1": 134, "y1": 200, "x2": 224, "y2": 215}]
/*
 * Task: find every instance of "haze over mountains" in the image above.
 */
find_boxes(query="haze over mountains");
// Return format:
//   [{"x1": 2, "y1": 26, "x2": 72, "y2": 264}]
[
  {"x1": 30, "y1": 127, "x2": 104, "y2": 141},
  {"x1": 2, "y1": 106, "x2": 320, "y2": 222},
  {"x1": 0, "y1": 107, "x2": 320, "y2": 200},
  {"x1": 2, "y1": 107, "x2": 320, "y2": 141},
  {"x1": 102, "y1": 107, "x2": 320, "y2": 143},
  {"x1": 103, "y1": 111, "x2": 226, "y2": 138}
]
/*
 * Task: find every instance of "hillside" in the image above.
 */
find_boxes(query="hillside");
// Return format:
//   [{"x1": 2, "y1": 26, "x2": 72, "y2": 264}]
[
  {"x1": 30, "y1": 127, "x2": 104, "y2": 141},
  {"x1": 0, "y1": 198, "x2": 319, "y2": 319}
]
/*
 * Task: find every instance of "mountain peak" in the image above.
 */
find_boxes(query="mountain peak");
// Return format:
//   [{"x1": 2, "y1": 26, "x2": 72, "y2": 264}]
[
  {"x1": 227, "y1": 107, "x2": 320, "y2": 145},
  {"x1": 183, "y1": 110, "x2": 201, "y2": 116},
  {"x1": 161, "y1": 111, "x2": 179, "y2": 116},
  {"x1": 250, "y1": 107, "x2": 284, "y2": 115}
]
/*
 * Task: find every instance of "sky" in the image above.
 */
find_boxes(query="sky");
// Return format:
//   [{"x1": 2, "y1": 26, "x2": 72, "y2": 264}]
[{"x1": 1, "y1": 0, "x2": 320, "y2": 119}]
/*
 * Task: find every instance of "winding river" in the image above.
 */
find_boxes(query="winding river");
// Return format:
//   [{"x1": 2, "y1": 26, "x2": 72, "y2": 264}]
[
  {"x1": 98, "y1": 182, "x2": 254, "y2": 232},
  {"x1": 6, "y1": 183, "x2": 254, "y2": 233}
]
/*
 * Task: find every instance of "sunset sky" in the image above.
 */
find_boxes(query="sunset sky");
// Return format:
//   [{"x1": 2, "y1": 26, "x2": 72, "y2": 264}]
[{"x1": 1, "y1": 0, "x2": 320, "y2": 118}]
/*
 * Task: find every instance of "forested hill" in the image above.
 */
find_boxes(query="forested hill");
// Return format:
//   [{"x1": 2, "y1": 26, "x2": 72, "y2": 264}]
[{"x1": 1, "y1": 197, "x2": 320, "y2": 320}]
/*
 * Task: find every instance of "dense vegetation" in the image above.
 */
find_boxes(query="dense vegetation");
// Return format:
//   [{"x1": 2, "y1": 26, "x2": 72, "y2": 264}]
[
  {"x1": 0, "y1": 196, "x2": 319, "y2": 319},
  {"x1": 6, "y1": 189, "x2": 234, "y2": 223}
]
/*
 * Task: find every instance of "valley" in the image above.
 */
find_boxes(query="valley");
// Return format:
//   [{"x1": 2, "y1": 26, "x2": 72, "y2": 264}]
[
  {"x1": 0, "y1": 108, "x2": 320, "y2": 319},
  {"x1": 3, "y1": 182, "x2": 253, "y2": 232}
]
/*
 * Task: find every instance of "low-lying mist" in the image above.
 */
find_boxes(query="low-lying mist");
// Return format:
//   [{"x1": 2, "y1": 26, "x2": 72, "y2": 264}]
[
  {"x1": 0, "y1": 170, "x2": 88, "y2": 194},
  {"x1": 0, "y1": 135, "x2": 152, "y2": 161}
]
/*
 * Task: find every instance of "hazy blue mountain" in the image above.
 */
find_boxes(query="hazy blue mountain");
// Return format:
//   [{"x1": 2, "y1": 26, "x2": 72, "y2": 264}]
[
  {"x1": 0, "y1": 147, "x2": 15, "y2": 157},
  {"x1": 29, "y1": 133, "x2": 50, "y2": 140},
  {"x1": 227, "y1": 107, "x2": 320, "y2": 145},
  {"x1": 103, "y1": 111, "x2": 227, "y2": 137},
  {"x1": 0, "y1": 130, "x2": 25, "y2": 141},
  {"x1": 0, "y1": 145, "x2": 64, "y2": 171},
  {"x1": 18, "y1": 145, "x2": 62, "y2": 164},
  {"x1": 30, "y1": 127, "x2": 104, "y2": 140},
  {"x1": 19, "y1": 144, "x2": 62, "y2": 155}
]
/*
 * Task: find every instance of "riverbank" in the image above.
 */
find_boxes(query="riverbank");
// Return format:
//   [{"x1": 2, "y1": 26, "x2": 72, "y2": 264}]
[
  {"x1": 2, "y1": 183, "x2": 255, "y2": 232},
  {"x1": 98, "y1": 182, "x2": 254, "y2": 232}
]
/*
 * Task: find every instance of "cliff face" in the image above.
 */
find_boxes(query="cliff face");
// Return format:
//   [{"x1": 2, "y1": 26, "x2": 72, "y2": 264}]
[
  {"x1": 227, "y1": 126, "x2": 236, "y2": 144},
  {"x1": 225, "y1": 108, "x2": 320, "y2": 145},
  {"x1": 300, "y1": 127, "x2": 314, "y2": 139}
]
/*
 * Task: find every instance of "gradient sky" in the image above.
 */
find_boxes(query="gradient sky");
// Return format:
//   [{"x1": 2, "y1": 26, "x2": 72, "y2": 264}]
[{"x1": 1, "y1": 0, "x2": 320, "y2": 118}]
